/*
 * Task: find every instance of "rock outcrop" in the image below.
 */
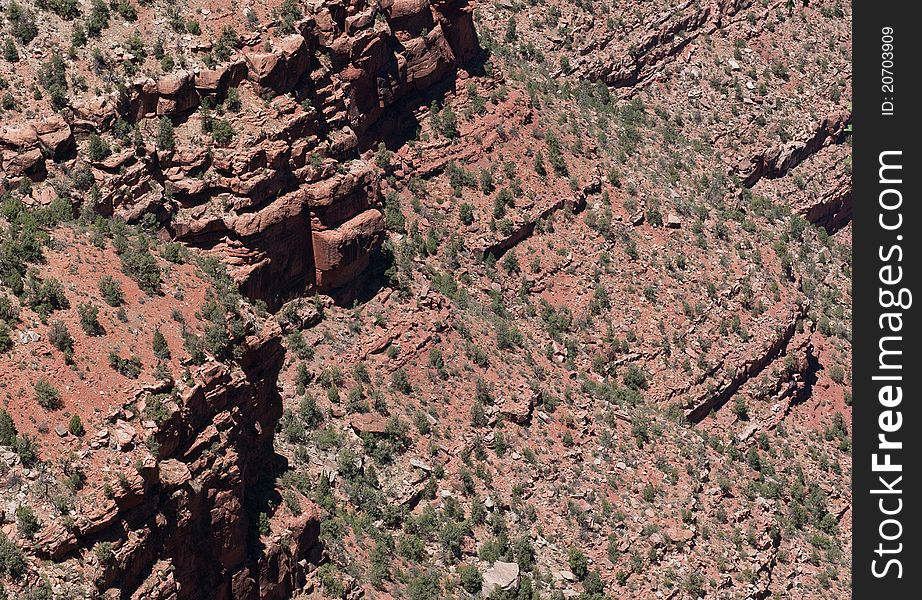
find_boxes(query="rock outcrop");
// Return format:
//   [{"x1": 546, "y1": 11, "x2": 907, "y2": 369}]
[
  {"x1": 579, "y1": 0, "x2": 752, "y2": 89},
  {"x1": 482, "y1": 561, "x2": 521, "y2": 597},
  {"x1": 30, "y1": 320, "x2": 321, "y2": 600},
  {"x1": 739, "y1": 112, "x2": 852, "y2": 188},
  {"x1": 0, "y1": 116, "x2": 76, "y2": 180},
  {"x1": 8, "y1": 0, "x2": 479, "y2": 309}
]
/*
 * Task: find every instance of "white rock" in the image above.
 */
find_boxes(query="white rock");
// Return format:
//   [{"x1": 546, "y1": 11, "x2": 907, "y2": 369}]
[{"x1": 482, "y1": 561, "x2": 520, "y2": 597}]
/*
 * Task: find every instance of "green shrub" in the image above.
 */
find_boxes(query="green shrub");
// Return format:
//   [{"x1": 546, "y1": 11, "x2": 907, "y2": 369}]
[
  {"x1": 98, "y1": 275, "x2": 125, "y2": 306},
  {"x1": 407, "y1": 570, "x2": 441, "y2": 600},
  {"x1": 459, "y1": 203, "x2": 474, "y2": 225},
  {"x1": 732, "y1": 396, "x2": 749, "y2": 420},
  {"x1": 0, "y1": 408, "x2": 16, "y2": 446},
  {"x1": 35, "y1": 378, "x2": 62, "y2": 410},
  {"x1": 458, "y1": 563, "x2": 481, "y2": 594},
  {"x1": 114, "y1": 0, "x2": 137, "y2": 21},
  {"x1": 27, "y1": 276, "x2": 69, "y2": 318},
  {"x1": 622, "y1": 364, "x2": 648, "y2": 390},
  {"x1": 390, "y1": 368, "x2": 411, "y2": 394},
  {"x1": 77, "y1": 302, "x2": 104, "y2": 335},
  {"x1": 2, "y1": 37, "x2": 18, "y2": 62},
  {"x1": 0, "y1": 531, "x2": 25, "y2": 578},
  {"x1": 273, "y1": 0, "x2": 302, "y2": 34},
  {"x1": 567, "y1": 547, "x2": 589, "y2": 580},
  {"x1": 684, "y1": 572, "x2": 706, "y2": 598},
  {"x1": 583, "y1": 570, "x2": 604, "y2": 594},
  {"x1": 38, "y1": 54, "x2": 69, "y2": 109},
  {"x1": 48, "y1": 320, "x2": 73, "y2": 354},
  {"x1": 95, "y1": 541, "x2": 114, "y2": 565},
  {"x1": 225, "y1": 87, "x2": 241, "y2": 112},
  {"x1": 153, "y1": 329, "x2": 170, "y2": 360},
  {"x1": 68, "y1": 414, "x2": 85, "y2": 437},
  {"x1": 120, "y1": 241, "x2": 161, "y2": 294},
  {"x1": 86, "y1": 0, "x2": 110, "y2": 37},
  {"x1": 14, "y1": 505, "x2": 39, "y2": 538},
  {"x1": 212, "y1": 119, "x2": 235, "y2": 144},
  {"x1": 13, "y1": 434, "x2": 38, "y2": 465},
  {"x1": 0, "y1": 322, "x2": 10, "y2": 353},
  {"x1": 157, "y1": 116, "x2": 175, "y2": 150},
  {"x1": 68, "y1": 21, "x2": 87, "y2": 47},
  {"x1": 109, "y1": 350, "x2": 142, "y2": 378},
  {"x1": 7, "y1": 1, "x2": 38, "y2": 44},
  {"x1": 161, "y1": 242, "x2": 186, "y2": 264},
  {"x1": 203, "y1": 322, "x2": 230, "y2": 357},
  {"x1": 214, "y1": 26, "x2": 241, "y2": 61}
]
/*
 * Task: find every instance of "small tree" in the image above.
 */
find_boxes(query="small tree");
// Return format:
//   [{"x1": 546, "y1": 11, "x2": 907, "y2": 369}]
[
  {"x1": 87, "y1": 133, "x2": 112, "y2": 161},
  {"x1": 77, "y1": 302, "x2": 104, "y2": 335},
  {"x1": 0, "y1": 531, "x2": 26, "y2": 578},
  {"x1": 95, "y1": 541, "x2": 114, "y2": 565},
  {"x1": 746, "y1": 446, "x2": 762, "y2": 472},
  {"x1": 8, "y1": 2, "x2": 38, "y2": 44},
  {"x1": 391, "y1": 368, "x2": 411, "y2": 394},
  {"x1": 0, "y1": 408, "x2": 16, "y2": 446},
  {"x1": 225, "y1": 87, "x2": 242, "y2": 112},
  {"x1": 35, "y1": 379, "x2": 62, "y2": 410},
  {"x1": 109, "y1": 351, "x2": 142, "y2": 378},
  {"x1": 0, "y1": 322, "x2": 11, "y2": 353},
  {"x1": 48, "y1": 320, "x2": 74, "y2": 354},
  {"x1": 157, "y1": 116, "x2": 175, "y2": 150},
  {"x1": 3, "y1": 38, "x2": 19, "y2": 62},
  {"x1": 68, "y1": 414, "x2": 85, "y2": 437},
  {"x1": 583, "y1": 570, "x2": 604, "y2": 594},
  {"x1": 115, "y1": 0, "x2": 137, "y2": 22},
  {"x1": 623, "y1": 364, "x2": 648, "y2": 390},
  {"x1": 459, "y1": 203, "x2": 474, "y2": 225},
  {"x1": 14, "y1": 505, "x2": 39, "y2": 538},
  {"x1": 211, "y1": 119, "x2": 235, "y2": 145},
  {"x1": 732, "y1": 396, "x2": 749, "y2": 421},
  {"x1": 568, "y1": 547, "x2": 589, "y2": 580},
  {"x1": 98, "y1": 276, "x2": 125, "y2": 306},
  {"x1": 152, "y1": 329, "x2": 170, "y2": 360},
  {"x1": 458, "y1": 563, "x2": 481, "y2": 594}
]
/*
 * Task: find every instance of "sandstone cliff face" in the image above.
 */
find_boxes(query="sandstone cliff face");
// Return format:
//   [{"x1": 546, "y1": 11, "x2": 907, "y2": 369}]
[
  {"x1": 3, "y1": 0, "x2": 478, "y2": 309},
  {"x1": 0, "y1": 116, "x2": 76, "y2": 180},
  {"x1": 60, "y1": 321, "x2": 322, "y2": 600},
  {"x1": 89, "y1": 324, "x2": 287, "y2": 599},
  {"x1": 2, "y1": 2, "x2": 479, "y2": 596},
  {"x1": 0, "y1": 228, "x2": 322, "y2": 599}
]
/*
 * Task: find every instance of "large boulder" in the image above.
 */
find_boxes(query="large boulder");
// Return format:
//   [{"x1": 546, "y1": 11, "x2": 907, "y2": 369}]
[
  {"x1": 383, "y1": 0, "x2": 436, "y2": 39},
  {"x1": 245, "y1": 35, "x2": 313, "y2": 94},
  {"x1": 34, "y1": 115, "x2": 76, "y2": 161},
  {"x1": 482, "y1": 561, "x2": 520, "y2": 597},
  {"x1": 156, "y1": 70, "x2": 199, "y2": 115},
  {"x1": 312, "y1": 209, "x2": 386, "y2": 290},
  {"x1": 195, "y1": 60, "x2": 248, "y2": 97}
]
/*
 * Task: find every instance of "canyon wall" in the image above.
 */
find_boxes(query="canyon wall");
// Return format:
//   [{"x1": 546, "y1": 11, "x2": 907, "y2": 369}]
[{"x1": 2, "y1": 0, "x2": 479, "y2": 308}]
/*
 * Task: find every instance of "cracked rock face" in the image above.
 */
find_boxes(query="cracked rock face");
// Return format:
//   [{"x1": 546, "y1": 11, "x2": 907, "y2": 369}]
[{"x1": 4, "y1": 0, "x2": 478, "y2": 309}]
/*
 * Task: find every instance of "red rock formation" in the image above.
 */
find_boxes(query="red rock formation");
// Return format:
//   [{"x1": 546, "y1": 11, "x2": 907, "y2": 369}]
[
  {"x1": 23, "y1": 0, "x2": 481, "y2": 308},
  {"x1": 60, "y1": 321, "x2": 321, "y2": 600},
  {"x1": 0, "y1": 117, "x2": 75, "y2": 180},
  {"x1": 740, "y1": 112, "x2": 852, "y2": 188}
]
